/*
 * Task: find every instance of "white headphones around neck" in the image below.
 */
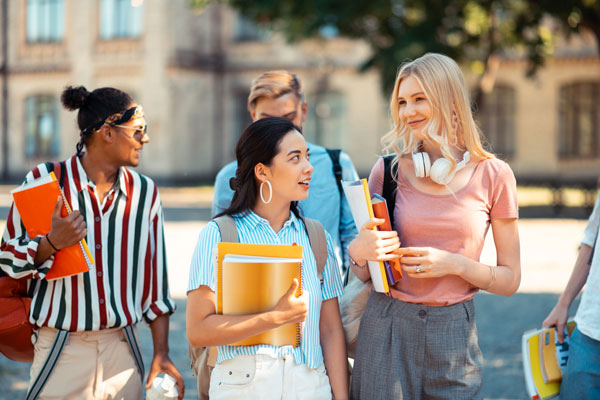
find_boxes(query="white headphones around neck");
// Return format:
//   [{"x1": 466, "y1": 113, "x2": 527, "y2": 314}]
[{"x1": 412, "y1": 148, "x2": 470, "y2": 185}]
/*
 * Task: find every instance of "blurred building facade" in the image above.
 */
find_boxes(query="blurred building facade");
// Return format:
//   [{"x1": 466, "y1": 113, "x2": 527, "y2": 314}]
[{"x1": 0, "y1": 0, "x2": 598, "y2": 185}]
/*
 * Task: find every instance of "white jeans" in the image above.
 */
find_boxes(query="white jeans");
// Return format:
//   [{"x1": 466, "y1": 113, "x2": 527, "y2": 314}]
[{"x1": 209, "y1": 354, "x2": 332, "y2": 400}]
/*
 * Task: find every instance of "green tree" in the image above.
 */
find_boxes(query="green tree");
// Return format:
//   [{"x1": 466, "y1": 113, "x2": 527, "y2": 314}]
[{"x1": 210, "y1": 0, "x2": 600, "y2": 93}]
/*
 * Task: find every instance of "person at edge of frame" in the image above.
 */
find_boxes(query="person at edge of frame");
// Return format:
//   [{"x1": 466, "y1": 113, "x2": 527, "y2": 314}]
[{"x1": 0, "y1": 85, "x2": 184, "y2": 399}]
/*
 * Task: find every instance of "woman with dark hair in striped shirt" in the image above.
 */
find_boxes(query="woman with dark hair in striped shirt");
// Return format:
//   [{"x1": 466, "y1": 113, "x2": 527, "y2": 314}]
[
  {"x1": 187, "y1": 117, "x2": 348, "y2": 399},
  {"x1": 0, "y1": 85, "x2": 184, "y2": 399}
]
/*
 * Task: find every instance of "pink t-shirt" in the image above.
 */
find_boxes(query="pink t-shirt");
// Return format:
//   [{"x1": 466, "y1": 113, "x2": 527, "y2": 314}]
[{"x1": 369, "y1": 157, "x2": 518, "y2": 306}]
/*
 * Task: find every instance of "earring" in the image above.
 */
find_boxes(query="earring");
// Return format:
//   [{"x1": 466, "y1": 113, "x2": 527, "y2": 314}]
[{"x1": 260, "y1": 180, "x2": 272, "y2": 204}]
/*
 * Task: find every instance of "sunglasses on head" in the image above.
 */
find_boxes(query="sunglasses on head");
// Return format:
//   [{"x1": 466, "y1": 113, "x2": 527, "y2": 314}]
[{"x1": 81, "y1": 105, "x2": 145, "y2": 136}]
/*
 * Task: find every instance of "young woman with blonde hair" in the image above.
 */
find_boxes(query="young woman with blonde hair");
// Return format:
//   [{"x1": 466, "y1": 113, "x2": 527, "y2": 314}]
[{"x1": 348, "y1": 53, "x2": 521, "y2": 399}]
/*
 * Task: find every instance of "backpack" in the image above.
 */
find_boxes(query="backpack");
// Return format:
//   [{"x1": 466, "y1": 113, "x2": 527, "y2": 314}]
[
  {"x1": 325, "y1": 148, "x2": 343, "y2": 199},
  {"x1": 189, "y1": 214, "x2": 328, "y2": 400},
  {"x1": 0, "y1": 161, "x2": 65, "y2": 362}
]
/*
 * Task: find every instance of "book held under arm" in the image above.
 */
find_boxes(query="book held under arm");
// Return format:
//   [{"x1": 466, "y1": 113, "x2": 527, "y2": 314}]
[
  {"x1": 215, "y1": 242, "x2": 304, "y2": 347},
  {"x1": 11, "y1": 172, "x2": 93, "y2": 280}
]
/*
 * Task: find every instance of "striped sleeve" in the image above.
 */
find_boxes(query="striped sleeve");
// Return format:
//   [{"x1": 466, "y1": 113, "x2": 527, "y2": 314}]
[
  {"x1": 142, "y1": 191, "x2": 176, "y2": 323},
  {"x1": 0, "y1": 165, "x2": 55, "y2": 279},
  {"x1": 321, "y1": 231, "x2": 344, "y2": 300},
  {"x1": 188, "y1": 221, "x2": 221, "y2": 293}
]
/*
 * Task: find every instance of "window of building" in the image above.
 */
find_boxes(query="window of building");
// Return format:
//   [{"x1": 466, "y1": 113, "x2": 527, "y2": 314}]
[
  {"x1": 24, "y1": 95, "x2": 60, "y2": 158},
  {"x1": 234, "y1": 15, "x2": 269, "y2": 42},
  {"x1": 559, "y1": 82, "x2": 600, "y2": 158},
  {"x1": 477, "y1": 84, "x2": 516, "y2": 158},
  {"x1": 26, "y1": 0, "x2": 65, "y2": 43},
  {"x1": 99, "y1": 0, "x2": 144, "y2": 40},
  {"x1": 305, "y1": 91, "x2": 347, "y2": 149}
]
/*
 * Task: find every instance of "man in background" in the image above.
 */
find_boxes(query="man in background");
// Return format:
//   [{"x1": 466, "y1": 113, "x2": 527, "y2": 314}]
[{"x1": 212, "y1": 70, "x2": 358, "y2": 277}]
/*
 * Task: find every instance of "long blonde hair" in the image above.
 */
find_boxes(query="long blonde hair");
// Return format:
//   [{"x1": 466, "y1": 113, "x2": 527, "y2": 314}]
[{"x1": 382, "y1": 53, "x2": 493, "y2": 173}]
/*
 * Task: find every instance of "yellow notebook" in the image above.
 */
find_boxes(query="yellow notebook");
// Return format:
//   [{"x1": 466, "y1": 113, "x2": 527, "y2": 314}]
[{"x1": 216, "y1": 242, "x2": 304, "y2": 347}]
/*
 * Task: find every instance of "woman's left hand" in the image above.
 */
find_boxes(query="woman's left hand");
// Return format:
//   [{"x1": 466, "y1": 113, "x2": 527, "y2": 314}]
[{"x1": 397, "y1": 247, "x2": 462, "y2": 278}]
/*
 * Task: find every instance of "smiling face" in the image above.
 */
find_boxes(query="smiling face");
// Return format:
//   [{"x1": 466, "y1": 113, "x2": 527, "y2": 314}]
[
  {"x1": 260, "y1": 129, "x2": 313, "y2": 204},
  {"x1": 397, "y1": 75, "x2": 433, "y2": 141},
  {"x1": 110, "y1": 103, "x2": 149, "y2": 167}
]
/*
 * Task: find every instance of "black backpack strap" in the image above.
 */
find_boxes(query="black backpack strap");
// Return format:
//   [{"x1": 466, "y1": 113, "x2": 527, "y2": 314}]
[
  {"x1": 326, "y1": 148, "x2": 343, "y2": 199},
  {"x1": 382, "y1": 155, "x2": 398, "y2": 230},
  {"x1": 300, "y1": 216, "x2": 327, "y2": 284},
  {"x1": 213, "y1": 215, "x2": 238, "y2": 243}
]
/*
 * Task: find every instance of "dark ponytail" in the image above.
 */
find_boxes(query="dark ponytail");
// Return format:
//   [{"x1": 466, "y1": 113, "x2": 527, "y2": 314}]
[
  {"x1": 61, "y1": 85, "x2": 134, "y2": 155},
  {"x1": 217, "y1": 117, "x2": 301, "y2": 218}
]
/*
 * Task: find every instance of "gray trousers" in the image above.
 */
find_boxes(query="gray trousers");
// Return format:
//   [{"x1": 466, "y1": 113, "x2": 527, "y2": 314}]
[{"x1": 350, "y1": 291, "x2": 483, "y2": 400}]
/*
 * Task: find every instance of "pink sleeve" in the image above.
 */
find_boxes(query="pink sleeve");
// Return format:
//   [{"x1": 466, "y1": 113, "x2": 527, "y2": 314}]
[
  {"x1": 368, "y1": 158, "x2": 385, "y2": 197},
  {"x1": 489, "y1": 160, "x2": 519, "y2": 219}
]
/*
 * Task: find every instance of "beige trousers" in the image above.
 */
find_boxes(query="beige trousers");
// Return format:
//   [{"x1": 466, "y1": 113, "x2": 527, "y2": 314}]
[
  {"x1": 209, "y1": 354, "x2": 332, "y2": 400},
  {"x1": 29, "y1": 326, "x2": 142, "y2": 400}
]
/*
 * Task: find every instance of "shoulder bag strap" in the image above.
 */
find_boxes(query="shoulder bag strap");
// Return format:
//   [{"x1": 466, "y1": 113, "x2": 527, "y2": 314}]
[
  {"x1": 382, "y1": 155, "x2": 398, "y2": 230},
  {"x1": 213, "y1": 215, "x2": 238, "y2": 243},
  {"x1": 301, "y1": 216, "x2": 327, "y2": 284}
]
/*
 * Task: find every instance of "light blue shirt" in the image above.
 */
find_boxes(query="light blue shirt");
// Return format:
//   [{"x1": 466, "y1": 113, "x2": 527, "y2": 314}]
[
  {"x1": 211, "y1": 142, "x2": 359, "y2": 272},
  {"x1": 188, "y1": 210, "x2": 344, "y2": 368}
]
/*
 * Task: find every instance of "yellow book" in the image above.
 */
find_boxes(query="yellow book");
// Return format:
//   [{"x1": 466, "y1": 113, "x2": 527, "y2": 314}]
[
  {"x1": 215, "y1": 242, "x2": 304, "y2": 347},
  {"x1": 528, "y1": 333, "x2": 561, "y2": 399}
]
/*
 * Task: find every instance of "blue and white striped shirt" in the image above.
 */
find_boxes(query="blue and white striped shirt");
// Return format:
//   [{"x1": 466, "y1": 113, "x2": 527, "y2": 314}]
[{"x1": 188, "y1": 210, "x2": 344, "y2": 368}]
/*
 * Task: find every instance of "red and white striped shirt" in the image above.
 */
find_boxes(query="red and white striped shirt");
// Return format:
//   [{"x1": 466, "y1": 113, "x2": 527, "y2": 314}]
[{"x1": 0, "y1": 155, "x2": 175, "y2": 331}]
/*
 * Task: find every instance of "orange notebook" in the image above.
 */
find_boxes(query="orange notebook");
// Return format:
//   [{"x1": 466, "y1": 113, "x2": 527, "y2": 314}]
[
  {"x1": 11, "y1": 172, "x2": 94, "y2": 280},
  {"x1": 371, "y1": 194, "x2": 402, "y2": 282},
  {"x1": 216, "y1": 242, "x2": 303, "y2": 347}
]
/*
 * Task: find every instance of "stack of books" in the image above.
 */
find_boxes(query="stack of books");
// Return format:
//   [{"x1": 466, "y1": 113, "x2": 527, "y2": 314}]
[
  {"x1": 522, "y1": 321, "x2": 576, "y2": 399},
  {"x1": 215, "y1": 242, "x2": 304, "y2": 347}
]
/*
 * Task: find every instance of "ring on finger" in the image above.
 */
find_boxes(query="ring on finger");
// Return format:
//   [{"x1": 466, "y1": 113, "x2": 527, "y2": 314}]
[{"x1": 415, "y1": 266, "x2": 422, "y2": 273}]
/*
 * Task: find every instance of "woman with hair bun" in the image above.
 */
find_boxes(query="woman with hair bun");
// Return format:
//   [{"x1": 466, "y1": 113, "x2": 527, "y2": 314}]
[
  {"x1": 0, "y1": 85, "x2": 184, "y2": 399},
  {"x1": 348, "y1": 53, "x2": 521, "y2": 399},
  {"x1": 187, "y1": 117, "x2": 348, "y2": 399}
]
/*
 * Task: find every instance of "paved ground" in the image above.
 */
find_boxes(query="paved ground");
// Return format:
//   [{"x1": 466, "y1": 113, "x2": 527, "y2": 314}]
[{"x1": 0, "y1": 187, "x2": 591, "y2": 399}]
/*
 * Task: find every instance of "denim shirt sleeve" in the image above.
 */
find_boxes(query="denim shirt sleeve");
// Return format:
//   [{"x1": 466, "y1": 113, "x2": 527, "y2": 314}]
[
  {"x1": 211, "y1": 162, "x2": 237, "y2": 218},
  {"x1": 338, "y1": 151, "x2": 359, "y2": 269}
]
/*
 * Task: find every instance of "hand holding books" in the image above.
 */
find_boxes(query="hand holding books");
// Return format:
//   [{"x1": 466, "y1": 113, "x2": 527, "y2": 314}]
[
  {"x1": 272, "y1": 278, "x2": 309, "y2": 325},
  {"x1": 47, "y1": 196, "x2": 87, "y2": 252}
]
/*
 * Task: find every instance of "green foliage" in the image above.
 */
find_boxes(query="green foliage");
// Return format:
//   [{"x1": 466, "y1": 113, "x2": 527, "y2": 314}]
[{"x1": 221, "y1": 0, "x2": 599, "y2": 93}]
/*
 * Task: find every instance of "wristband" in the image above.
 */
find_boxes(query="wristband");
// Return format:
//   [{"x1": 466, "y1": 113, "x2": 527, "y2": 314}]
[
  {"x1": 483, "y1": 265, "x2": 497, "y2": 291},
  {"x1": 45, "y1": 234, "x2": 59, "y2": 252}
]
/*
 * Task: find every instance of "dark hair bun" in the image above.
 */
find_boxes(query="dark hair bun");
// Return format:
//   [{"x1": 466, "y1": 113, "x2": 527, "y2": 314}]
[{"x1": 61, "y1": 85, "x2": 91, "y2": 111}]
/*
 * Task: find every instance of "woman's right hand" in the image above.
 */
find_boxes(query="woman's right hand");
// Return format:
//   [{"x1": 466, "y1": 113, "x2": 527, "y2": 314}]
[
  {"x1": 348, "y1": 218, "x2": 401, "y2": 266},
  {"x1": 272, "y1": 278, "x2": 309, "y2": 325},
  {"x1": 48, "y1": 196, "x2": 87, "y2": 250}
]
